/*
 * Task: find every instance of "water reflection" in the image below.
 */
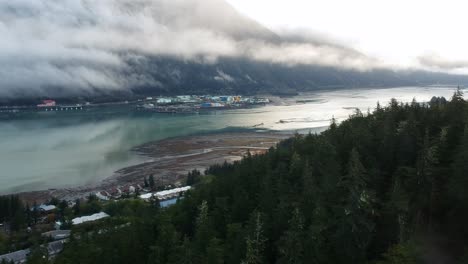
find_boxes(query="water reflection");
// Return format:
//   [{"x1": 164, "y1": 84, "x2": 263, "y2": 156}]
[{"x1": 0, "y1": 86, "x2": 460, "y2": 194}]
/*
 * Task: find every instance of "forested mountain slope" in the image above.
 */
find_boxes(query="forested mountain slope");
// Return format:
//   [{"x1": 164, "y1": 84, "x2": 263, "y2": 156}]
[{"x1": 47, "y1": 91, "x2": 468, "y2": 264}]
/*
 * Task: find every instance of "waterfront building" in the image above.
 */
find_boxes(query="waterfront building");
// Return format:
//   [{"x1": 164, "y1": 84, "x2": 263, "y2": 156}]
[{"x1": 37, "y1": 100, "x2": 56, "y2": 107}]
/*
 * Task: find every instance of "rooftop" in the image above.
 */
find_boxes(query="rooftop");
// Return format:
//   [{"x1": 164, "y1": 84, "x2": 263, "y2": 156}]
[
  {"x1": 72, "y1": 212, "x2": 109, "y2": 225},
  {"x1": 42, "y1": 230, "x2": 71, "y2": 240}
]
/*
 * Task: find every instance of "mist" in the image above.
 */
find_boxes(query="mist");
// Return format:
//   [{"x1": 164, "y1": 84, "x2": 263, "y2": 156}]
[
  {"x1": 418, "y1": 54, "x2": 468, "y2": 74},
  {"x1": 0, "y1": 0, "x2": 388, "y2": 97}
]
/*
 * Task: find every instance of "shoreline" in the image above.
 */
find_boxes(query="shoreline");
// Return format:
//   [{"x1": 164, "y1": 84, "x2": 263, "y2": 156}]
[{"x1": 14, "y1": 131, "x2": 292, "y2": 203}]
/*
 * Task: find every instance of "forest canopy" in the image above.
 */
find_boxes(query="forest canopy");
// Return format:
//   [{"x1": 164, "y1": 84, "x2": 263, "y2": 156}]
[{"x1": 19, "y1": 90, "x2": 468, "y2": 264}]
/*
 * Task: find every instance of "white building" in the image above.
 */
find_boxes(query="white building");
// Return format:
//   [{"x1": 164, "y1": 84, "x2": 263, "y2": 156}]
[
  {"x1": 255, "y1": 98, "x2": 270, "y2": 103},
  {"x1": 155, "y1": 186, "x2": 191, "y2": 199},
  {"x1": 96, "y1": 191, "x2": 110, "y2": 201},
  {"x1": 139, "y1": 193, "x2": 154, "y2": 201},
  {"x1": 139, "y1": 186, "x2": 192, "y2": 201},
  {"x1": 157, "y1": 98, "x2": 173, "y2": 104},
  {"x1": 143, "y1": 103, "x2": 155, "y2": 109},
  {"x1": 36, "y1": 204, "x2": 56, "y2": 212},
  {"x1": 72, "y1": 212, "x2": 109, "y2": 225},
  {"x1": 177, "y1": 95, "x2": 191, "y2": 100}
]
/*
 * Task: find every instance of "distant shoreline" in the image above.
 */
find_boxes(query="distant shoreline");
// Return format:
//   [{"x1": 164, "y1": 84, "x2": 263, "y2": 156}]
[{"x1": 5, "y1": 86, "x2": 461, "y2": 202}]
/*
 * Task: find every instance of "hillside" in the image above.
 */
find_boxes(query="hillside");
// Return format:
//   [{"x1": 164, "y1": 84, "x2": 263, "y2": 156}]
[
  {"x1": 128, "y1": 57, "x2": 468, "y2": 96},
  {"x1": 33, "y1": 90, "x2": 468, "y2": 264}
]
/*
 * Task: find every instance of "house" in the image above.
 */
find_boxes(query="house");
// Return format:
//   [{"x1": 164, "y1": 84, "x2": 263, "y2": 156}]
[
  {"x1": 201, "y1": 102, "x2": 225, "y2": 108},
  {"x1": 255, "y1": 98, "x2": 270, "y2": 104},
  {"x1": 47, "y1": 240, "x2": 66, "y2": 257},
  {"x1": 139, "y1": 193, "x2": 154, "y2": 201},
  {"x1": 54, "y1": 221, "x2": 62, "y2": 230},
  {"x1": 176, "y1": 95, "x2": 191, "y2": 100},
  {"x1": 140, "y1": 186, "x2": 192, "y2": 202},
  {"x1": 157, "y1": 98, "x2": 173, "y2": 104},
  {"x1": 155, "y1": 186, "x2": 191, "y2": 200},
  {"x1": 119, "y1": 186, "x2": 136, "y2": 195},
  {"x1": 109, "y1": 188, "x2": 122, "y2": 199},
  {"x1": 37, "y1": 100, "x2": 56, "y2": 107},
  {"x1": 143, "y1": 103, "x2": 155, "y2": 109},
  {"x1": 33, "y1": 204, "x2": 56, "y2": 213},
  {"x1": 220, "y1": 96, "x2": 236, "y2": 102},
  {"x1": 96, "y1": 191, "x2": 110, "y2": 201},
  {"x1": 0, "y1": 248, "x2": 30, "y2": 263},
  {"x1": 72, "y1": 212, "x2": 109, "y2": 225},
  {"x1": 41, "y1": 230, "x2": 71, "y2": 241},
  {"x1": 176, "y1": 95, "x2": 198, "y2": 103},
  {"x1": 67, "y1": 201, "x2": 76, "y2": 208},
  {"x1": 0, "y1": 240, "x2": 66, "y2": 263}
]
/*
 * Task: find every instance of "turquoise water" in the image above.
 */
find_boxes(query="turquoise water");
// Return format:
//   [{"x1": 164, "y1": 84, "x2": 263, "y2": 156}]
[{"x1": 0, "y1": 87, "x2": 460, "y2": 194}]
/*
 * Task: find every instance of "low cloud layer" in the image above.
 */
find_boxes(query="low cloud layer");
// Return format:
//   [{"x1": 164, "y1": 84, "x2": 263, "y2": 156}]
[
  {"x1": 418, "y1": 54, "x2": 468, "y2": 72},
  {"x1": 0, "y1": 0, "x2": 387, "y2": 97}
]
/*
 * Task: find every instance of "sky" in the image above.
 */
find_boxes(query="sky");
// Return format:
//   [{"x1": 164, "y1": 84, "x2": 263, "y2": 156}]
[
  {"x1": 1, "y1": 0, "x2": 468, "y2": 97},
  {"x1": 226, "y1": 0, "x2": 468, "y2": 73}
]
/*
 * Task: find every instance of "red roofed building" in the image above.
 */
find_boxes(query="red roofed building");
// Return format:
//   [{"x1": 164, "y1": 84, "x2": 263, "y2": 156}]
[{"x1": 37, "y1": 100, "x2": 56, "y2": 107}]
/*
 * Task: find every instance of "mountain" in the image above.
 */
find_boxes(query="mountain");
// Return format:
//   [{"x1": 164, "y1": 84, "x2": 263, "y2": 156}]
[
  {"x1": 1, "y1": 0, "x2": 468, "y2": 102},
  {"x1": 127, "y1": 56, "x2": 468, "y2": 96}
]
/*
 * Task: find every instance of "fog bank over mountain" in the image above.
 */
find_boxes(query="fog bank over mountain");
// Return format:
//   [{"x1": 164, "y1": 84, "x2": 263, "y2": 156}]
[{"x1": 1, "y1": 0, "x2": 467, "y2": 98}]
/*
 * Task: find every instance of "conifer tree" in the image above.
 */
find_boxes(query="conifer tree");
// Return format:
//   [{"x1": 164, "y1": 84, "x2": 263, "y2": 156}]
[
  {"x1": 277, "y1": 208, "x2": 305, "y2": 264},
  {"x1": 335, "y1": 148, "x2": 375, "y2": 263},
  {"x1": 242, "y1": 211, "x2": 266, "y2": 264},
  {"x1": 206, "y1": 238, "x2": 224, "y2": 264},
  {"x1": 449, "y1": 124, "x2": 468, "y2": 203},
  {"x1": 193, "y1": 200, "x2": 212, "y2": 263},
  {"x1": 149, "y1": 174, "x2": 155, "y2": 190},
  {"x1": 144, "y1": 177, "x2": 149, "y2": 188}
]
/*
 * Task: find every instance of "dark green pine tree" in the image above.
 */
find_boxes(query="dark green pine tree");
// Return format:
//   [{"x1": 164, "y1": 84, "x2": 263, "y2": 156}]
[
  {"x1": 193, "y1": 200, "x2": 213, "y2": 263},
  {"x1": 149, "y1": 174, "x2": 155, "y2": 190},
  {"x1": 301, "y1": 160, "x2": 318, "y2": 219},
  {"x1": 224, "y1": 223, "x2": 245, "y2": 264},
  {"x1": 144, "y1": 177, "x2": 149, "y2": 188},
  {"x1": 288, "y1": 152, "x2": 303, "y2": 185},
  {"x1": 206, "y1": 238, "x2": 224, "y2": 264},
  {"x1": 242, "y1": 211, "x2": 266, "y2": 264},
  {"x1": 25, "y1": 202, "x2": 32, "y2": 226},
  {"x1": 414, "y1": 129, "x2": 439, "y2": 230},
  {"x1": 277, "y1": 208, "x2": 305, "y2": 264},
  {"x1": 26, "y1": 244, "x2": 50, "y2": 264},
  {"x1": 334, "y1": 148, "x2": 375, "y2": 263},
  {"x1": 187, "y1": 169, "x2": 201, "y2": 186},
  {"x1": 448, "y1": 120, "x2": 468, "y2": 244},
  {"x1": 449, "y1": 124, "x2": 468, "y2": 203},
  {"x1": 178, "y1": 236, "x2": 194, "y2": 264},
  {"x1": 304, "y1": 209, "x2": 329, "y2": 264},
  {"x1": 72, "y1": 199, "x2": 80, "y2": 216},
  {"x1": 148, "y1": 214, "x2": 181, "y2": 264},
  {"x1": 387, "y1": 166, "x2": 413, "y2": 243}
]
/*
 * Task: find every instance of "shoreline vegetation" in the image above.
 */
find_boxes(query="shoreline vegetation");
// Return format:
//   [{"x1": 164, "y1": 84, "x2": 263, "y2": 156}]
[{"x1": 1, "y1": 90, "x2": 468, "y2": 263}]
